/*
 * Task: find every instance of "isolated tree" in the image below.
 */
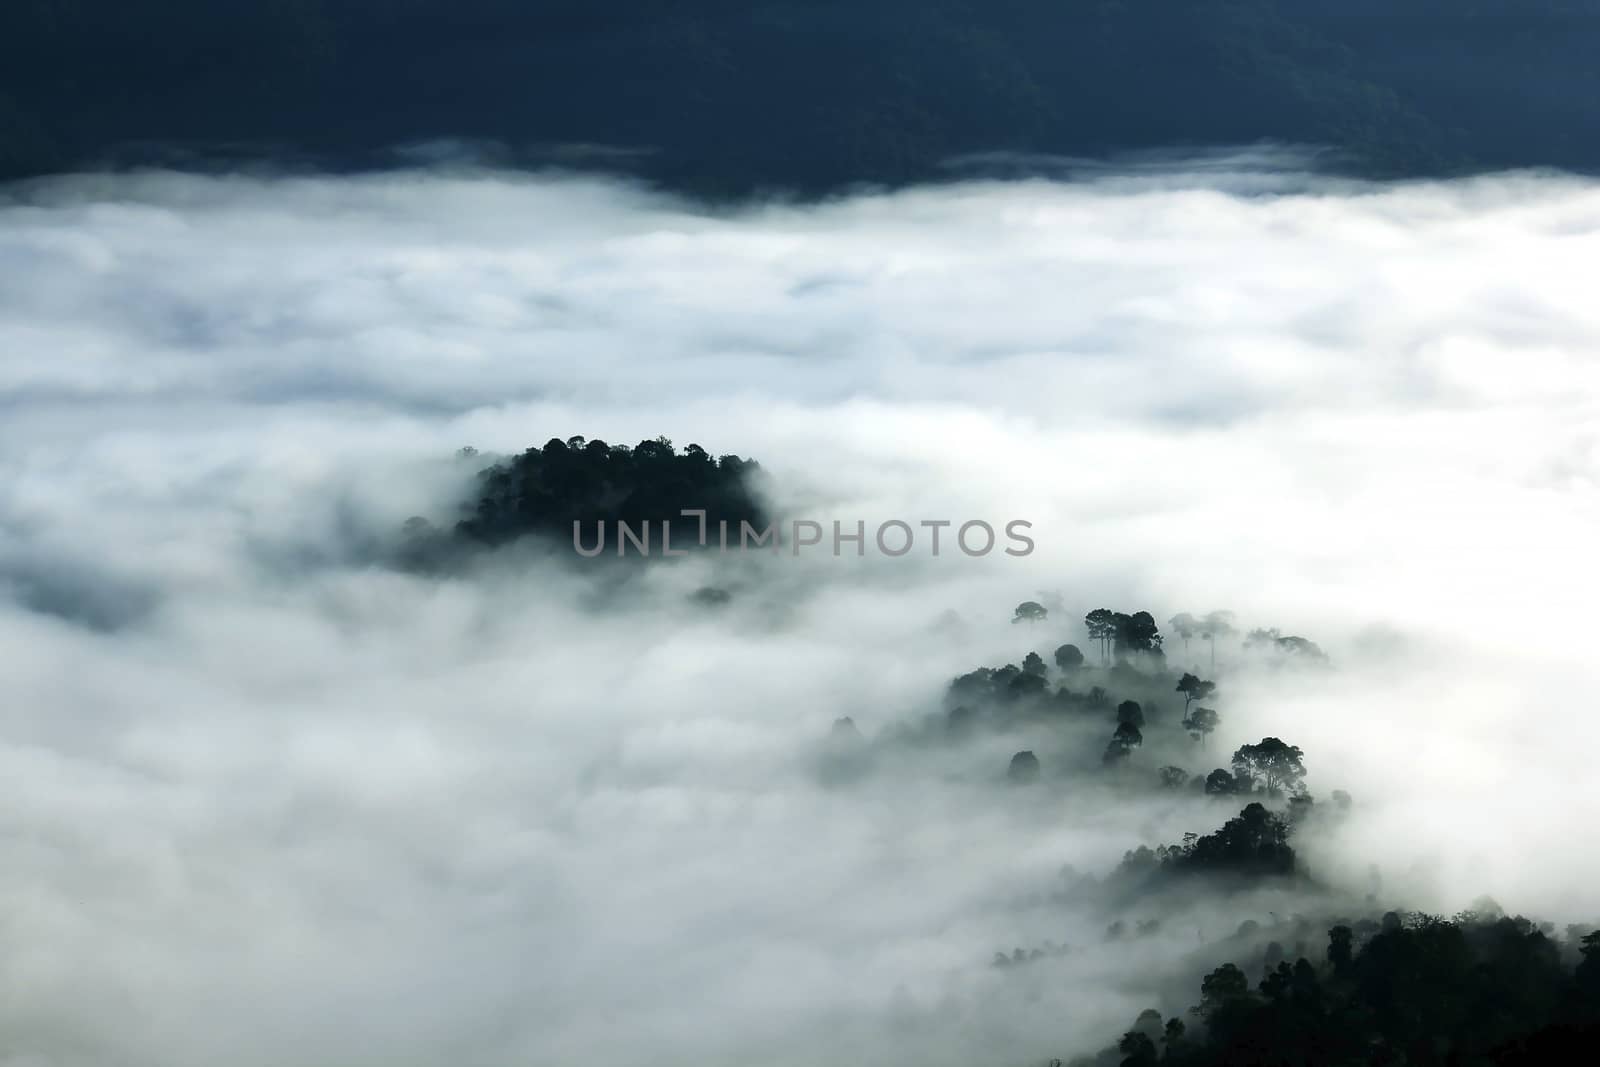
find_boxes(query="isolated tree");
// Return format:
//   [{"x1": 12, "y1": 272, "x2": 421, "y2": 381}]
[
  {"x1": 1116, "y1": 700, "x2": 1146, "y2": 730},
  {"x1": 1176, "y1": 673, "x2": 1217, "y2": 716},
  {"x1": 1013, "y1": 601, "x2": 1048, "y2": 625},
  {"x1": 1231, "y1": 737, "x2": 1307, "y2": 796},
  {"x1": 1103, "y1": 721, "x2": 1143, "y2": 764},
  {"x1": 1275, "y1": 634, "x2": 1328, "y2": 661},
  {"x1": 1085, "y1": 608, "x2": 1117, "y2": 664},
  {"x1": 1021, "y1": 651, "x2": 1047, "y2": 676},
  {"x1": 1168, "y1": 612, "x2": 1199, "y2": 656},
  {"x1": 1053, "y1": 643, "x2": 1085, "y2": 671},
  {"x1": 1198, "y1": 610, "x2": 1237, "y2": 671},
  {"x1": 1008, "y1": 750, "x2": 1041, "y2": 782},
  {"x1": 1158, "y1": 766, "x2": 1190, "y2": 789},
  {"x1": 1182, "y1": 706, "x2": 1220, "y2": 745}
]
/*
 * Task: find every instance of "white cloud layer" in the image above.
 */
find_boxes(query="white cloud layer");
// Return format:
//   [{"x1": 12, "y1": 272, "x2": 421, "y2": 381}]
[{"x1": 1, "y1": 161, "x2": 1597, "y2": 1066}]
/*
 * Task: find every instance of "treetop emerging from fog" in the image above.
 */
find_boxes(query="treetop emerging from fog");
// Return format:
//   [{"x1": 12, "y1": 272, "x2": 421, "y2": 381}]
[{"x1": 451, "y1": 436, "x2": 766, "y2": 548}]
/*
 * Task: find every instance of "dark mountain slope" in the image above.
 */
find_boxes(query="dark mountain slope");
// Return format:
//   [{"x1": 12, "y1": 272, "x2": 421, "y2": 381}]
[{"x1": 3, "y1": 1, "x2": 1597, "y2": 193}]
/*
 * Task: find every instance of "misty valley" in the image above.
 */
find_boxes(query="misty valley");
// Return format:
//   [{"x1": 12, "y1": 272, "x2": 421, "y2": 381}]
[
  {"x1": 386, "y1": 433, "x2": 1600, "y2": 1066},
  {"x1": 2, "y1": 155, "x2": 1598, "y2": 1066}
]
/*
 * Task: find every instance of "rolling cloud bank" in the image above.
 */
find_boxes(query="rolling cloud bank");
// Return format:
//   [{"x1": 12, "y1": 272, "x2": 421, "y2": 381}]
[{"x1": 1, "y1": 159, "x2": 1598, "y2": 1065}]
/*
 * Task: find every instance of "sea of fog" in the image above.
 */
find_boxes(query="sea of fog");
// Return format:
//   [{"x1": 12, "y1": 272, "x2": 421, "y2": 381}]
[{"x1": 0, "y1": 160, "x2": 1596, "y2": 1066}]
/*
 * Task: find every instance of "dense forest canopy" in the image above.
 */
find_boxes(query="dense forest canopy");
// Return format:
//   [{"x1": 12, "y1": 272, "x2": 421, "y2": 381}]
[
  {"x1": 448, "y1": 436, "x2": 767, "y2": 548},
  {"x1": 1074, "y1": 914, "x2": 1600, "y2": 1066},
  {"x1": 5, "y1": 1, "x2": 1600, "y2": 192}
]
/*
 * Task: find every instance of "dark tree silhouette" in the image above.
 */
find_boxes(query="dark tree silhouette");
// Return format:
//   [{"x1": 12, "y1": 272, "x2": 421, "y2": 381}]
[
  {"x1": 1197, "y1": 962, "x2": 1251, "y2": 1019},
  {"x1": 1008, "y1": 750, "x2": 1041, "y2": 782},
  {"x1": 1176, "y1": 673, "x2": 1217, "y2": 717},
  {"x1": 948, "y1": 664, "x2": 1049, "y2": 709},
  {"x1": 1085, "y1": 608, "x2": 1117, "y2": 664},
  {"x1": 1112, "y1": 611, "x2": 1164, "y2": 660},
  {"x1": 1013, "y1": 601, "x2": 1048, "y2": 625},
  {"x1": 1117, "y1": 1030, "x2": 1158, "y2": 1067},
  {"x1": 1104, "y1": 721, "x2": 1143, "y2": 764},
  {"x1": 1580, "y1": 931, "x2": 1600, "y2": 992},
  {"x1": 1053, "y1": 643, "x2": 1085, "y2": 671},
  {"x1": 1232, "y1": 737, "x2": 1308, "y2": 797},
  {"x1": 1183, "y1": 706, "x2": 1220, "y2": 745},
  {"x1": 1079, "y1": 915, "x2": 1600, "y2": 1067},
  {"x1": 1180, "y1": 802, "x2": 1295, "y2": 877},
  {"x1": 1204, "y1": 768, "x2": 1241, "y2": 795},
  {"x1": 455, "y1": 436, "x2": 766, "y2": 550},
  {"x1": 1116, "y1": 700, "x2": 1146, "y2": 730}
]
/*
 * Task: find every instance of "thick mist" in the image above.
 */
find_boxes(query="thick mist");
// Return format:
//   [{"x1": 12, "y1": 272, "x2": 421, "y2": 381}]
[{"x1": 1, "y1": 160, "x2": 1597, "y2": 1066}]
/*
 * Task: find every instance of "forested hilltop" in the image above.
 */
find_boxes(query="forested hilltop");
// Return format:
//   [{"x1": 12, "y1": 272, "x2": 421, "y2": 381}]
[
  {"x1": 911, "y1": 604, "x2": 1600, "y2": 1066},
  {"x1": 4, "y1": 1, "x2": 1600, "y2": 194},
  {"x1": 1070, "y1": 913, "x2": 1600, "y2": 1066},
  {"x1": 396, "y1": 436, "x2": 768, "y2": 568}
]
